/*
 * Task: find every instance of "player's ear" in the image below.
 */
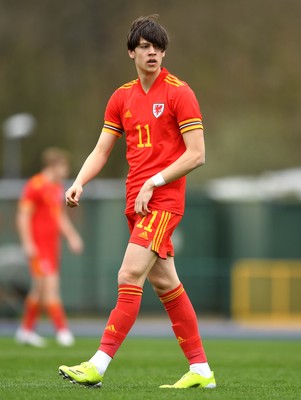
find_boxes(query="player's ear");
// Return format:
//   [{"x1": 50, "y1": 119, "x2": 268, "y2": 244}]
[
  {"x1": 128, "y1": 50, "x2": 135, "y2": 60},
  {"x1": 162, "y1": 50, "x2": 166, "y2": 58}
]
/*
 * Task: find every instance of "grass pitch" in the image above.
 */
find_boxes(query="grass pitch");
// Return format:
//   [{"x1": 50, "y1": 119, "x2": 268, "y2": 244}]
[{"x1": 0, "y1": 337, "x2": 300, "y2": 400}]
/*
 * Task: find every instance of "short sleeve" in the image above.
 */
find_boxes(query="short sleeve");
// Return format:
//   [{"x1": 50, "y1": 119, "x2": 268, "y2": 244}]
[
  {"x1": 172, "y1": 85, "x2": 204, "y2": 134},
  {"x1": 102, "y1": 90, "x2": 124, "y2": 137},
  {"x1": 19, "y1": 178, "x2": 41, "y2": 210}
]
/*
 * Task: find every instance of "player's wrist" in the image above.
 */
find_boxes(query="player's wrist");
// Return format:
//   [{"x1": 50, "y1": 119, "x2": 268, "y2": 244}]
[
  {"x1": 151, "y1": 172, "x2": 166, "y2": 187},
  {"x1": 73, "y1": 180, "x2": 83, "y2": 188}
]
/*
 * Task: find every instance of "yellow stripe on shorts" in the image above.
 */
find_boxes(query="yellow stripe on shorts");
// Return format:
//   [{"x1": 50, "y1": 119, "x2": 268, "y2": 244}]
[{"x1": 152, "y1": 211, "x2": 171, "y2": 253}]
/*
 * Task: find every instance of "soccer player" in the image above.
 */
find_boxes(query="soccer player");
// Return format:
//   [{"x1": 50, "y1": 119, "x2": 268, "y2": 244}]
[
  {"x1": 15, "y1": 148, "x2": 84, "y2": 347},
  {"x1": 59, "y1": 15, "x2": 216, "y2": 389}
]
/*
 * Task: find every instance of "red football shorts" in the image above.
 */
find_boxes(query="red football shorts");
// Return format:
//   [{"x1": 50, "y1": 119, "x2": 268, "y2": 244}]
[
  {"x1": 126, "y1": 210, "x2": 182, "y2": 259},
  {"x1": 29, "y1": 253, "x2": 58, "y2": 277}
]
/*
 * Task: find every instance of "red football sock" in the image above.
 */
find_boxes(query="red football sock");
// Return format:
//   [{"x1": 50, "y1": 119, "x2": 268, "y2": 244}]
[
  {"x1": 99, "y1": 284, "x2": 143, "y2": 358},
  {"x1": 159, "y1": 283, "x2": 207, "y2": 364},
  {"x1": 46, "y1": 302, "x2": 68, "y2": 331},
  {"x1": 22, "y1": 297, "x2": 41, "y2": 331}
]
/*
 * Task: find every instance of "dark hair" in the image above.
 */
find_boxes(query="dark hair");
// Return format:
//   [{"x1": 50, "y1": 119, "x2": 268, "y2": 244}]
[{"x1": 127, "y1": 15, "x2": 169, "y2": 51}]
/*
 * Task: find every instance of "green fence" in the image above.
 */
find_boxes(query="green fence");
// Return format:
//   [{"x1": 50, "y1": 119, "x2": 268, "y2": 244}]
[{"x1": 1, "y1": 180, "x2": 301, "y2": 318}]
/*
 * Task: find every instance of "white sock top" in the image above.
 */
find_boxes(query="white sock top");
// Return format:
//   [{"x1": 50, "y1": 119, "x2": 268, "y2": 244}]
[
  {"x1": 89, "y1": 350, "x2": 112, "y2": 376},
  {"x1": 190, "y1": 362, "x2": 212, "y2": 378}
]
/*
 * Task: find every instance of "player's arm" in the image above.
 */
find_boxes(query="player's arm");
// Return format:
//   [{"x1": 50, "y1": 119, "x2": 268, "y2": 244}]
[
  {"x1": 159, "y1": 128, "x2": 205, "y2": 181},
  {"x1": 135, "y1": 128, "x2": 205, "y2": 216},
  {"x1": 66, "y1": 131, "x2": 118, "y2": 207},
  {"x1": 59, "y1": 210, "x2": 84, "y2": 254},
  {"x1": 16, "y1": 202, "x2": 38, "y2": 258}
]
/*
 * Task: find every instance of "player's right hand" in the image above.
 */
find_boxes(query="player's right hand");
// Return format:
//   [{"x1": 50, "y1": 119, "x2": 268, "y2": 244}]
[
  {"x1": 23, "y1": 241, "x2": 38, "y2": 258},
  {"x1": 65, "y1": 184, "x2": 83, "y2": 208},
  {"x1": 134, "y1": 178, "x2": 155, "y2": 217}
]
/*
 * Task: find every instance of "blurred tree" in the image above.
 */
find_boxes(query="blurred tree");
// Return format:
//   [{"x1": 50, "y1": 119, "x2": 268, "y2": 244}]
[{"x1": 0, "y1": 0, "x2": 300, "y2": 181}]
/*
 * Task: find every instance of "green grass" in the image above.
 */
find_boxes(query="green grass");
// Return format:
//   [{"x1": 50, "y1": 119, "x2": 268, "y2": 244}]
[{"x1": 0, "y1": 337, "x2": 300, "y2": 400}]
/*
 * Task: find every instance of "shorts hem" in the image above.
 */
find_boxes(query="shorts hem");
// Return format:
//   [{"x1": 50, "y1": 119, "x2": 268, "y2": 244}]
[{"x1": 128, "y1": 237, "x2": 174, "y2": 260}]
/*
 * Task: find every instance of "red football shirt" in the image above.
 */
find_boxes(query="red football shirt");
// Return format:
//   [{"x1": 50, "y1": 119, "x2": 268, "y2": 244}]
[
  {"x1": 103, "y1": 67, "x2": 203, "y2": 215},
  {"x1": 19, "y1": 173, "x2": 63, "y2": 259}
]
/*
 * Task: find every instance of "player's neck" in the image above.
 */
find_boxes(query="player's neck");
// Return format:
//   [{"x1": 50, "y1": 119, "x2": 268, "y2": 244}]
[
  {"x1": 42, "y1": 168, "x2": 60, "y2": 183},
  {"x1": 138, "y1": 68, "x2": 161, "y2": 93}
]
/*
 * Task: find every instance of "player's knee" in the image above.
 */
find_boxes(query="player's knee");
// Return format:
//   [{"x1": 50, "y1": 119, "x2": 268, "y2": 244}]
[
  {"x1": 149, "y1": 276, "x2": 170, "y2": 294},
  {"x1": 149, "y1": 273, "x2": 181, "y2": 296},
  {"x1": 118, "y1": 268, "x2": 142, "y2": 286}
]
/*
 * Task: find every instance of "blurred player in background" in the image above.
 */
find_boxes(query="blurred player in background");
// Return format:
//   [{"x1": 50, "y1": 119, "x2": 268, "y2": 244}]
[
  {"x1": 60, "y1": 15, "x2": 216, "y2": 389},
  {"x1": 15, "y1": 148, "x2": 84, "y2": 347}
]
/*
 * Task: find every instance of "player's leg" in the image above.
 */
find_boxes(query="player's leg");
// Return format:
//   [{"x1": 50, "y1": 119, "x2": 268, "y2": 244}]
[
  {"x1": 147, "y1": 257, "x2": 216, "y2": 388},
  {"x1": 43, "y1": 273, "x2": 74, "y2": 346},
  {"x1": 97, "y1": 242, "x2": 157, "y2": 352},
  {"x1": 21, "y1": 277, "x2": 43, "y2": 329},
  {"x1": 59, "y1": 242, "x2": 158, "y2": 387},
  {"x1": 15, "y1": 272, "x2": 46, "y2": 347}
]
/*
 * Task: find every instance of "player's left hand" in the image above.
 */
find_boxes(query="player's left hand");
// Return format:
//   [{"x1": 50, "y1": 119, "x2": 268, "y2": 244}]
[{"x1": 135, "y1": 179, "x2": 155, "y2": 217}]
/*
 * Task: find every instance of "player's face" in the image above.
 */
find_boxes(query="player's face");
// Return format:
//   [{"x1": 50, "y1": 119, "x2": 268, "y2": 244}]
[
  {"x1": 129, "y1": 38, "x2": 165, "y2": 75},
  {"x1": 53, "y1": 160, "x2": 70, "y2": 181}
]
